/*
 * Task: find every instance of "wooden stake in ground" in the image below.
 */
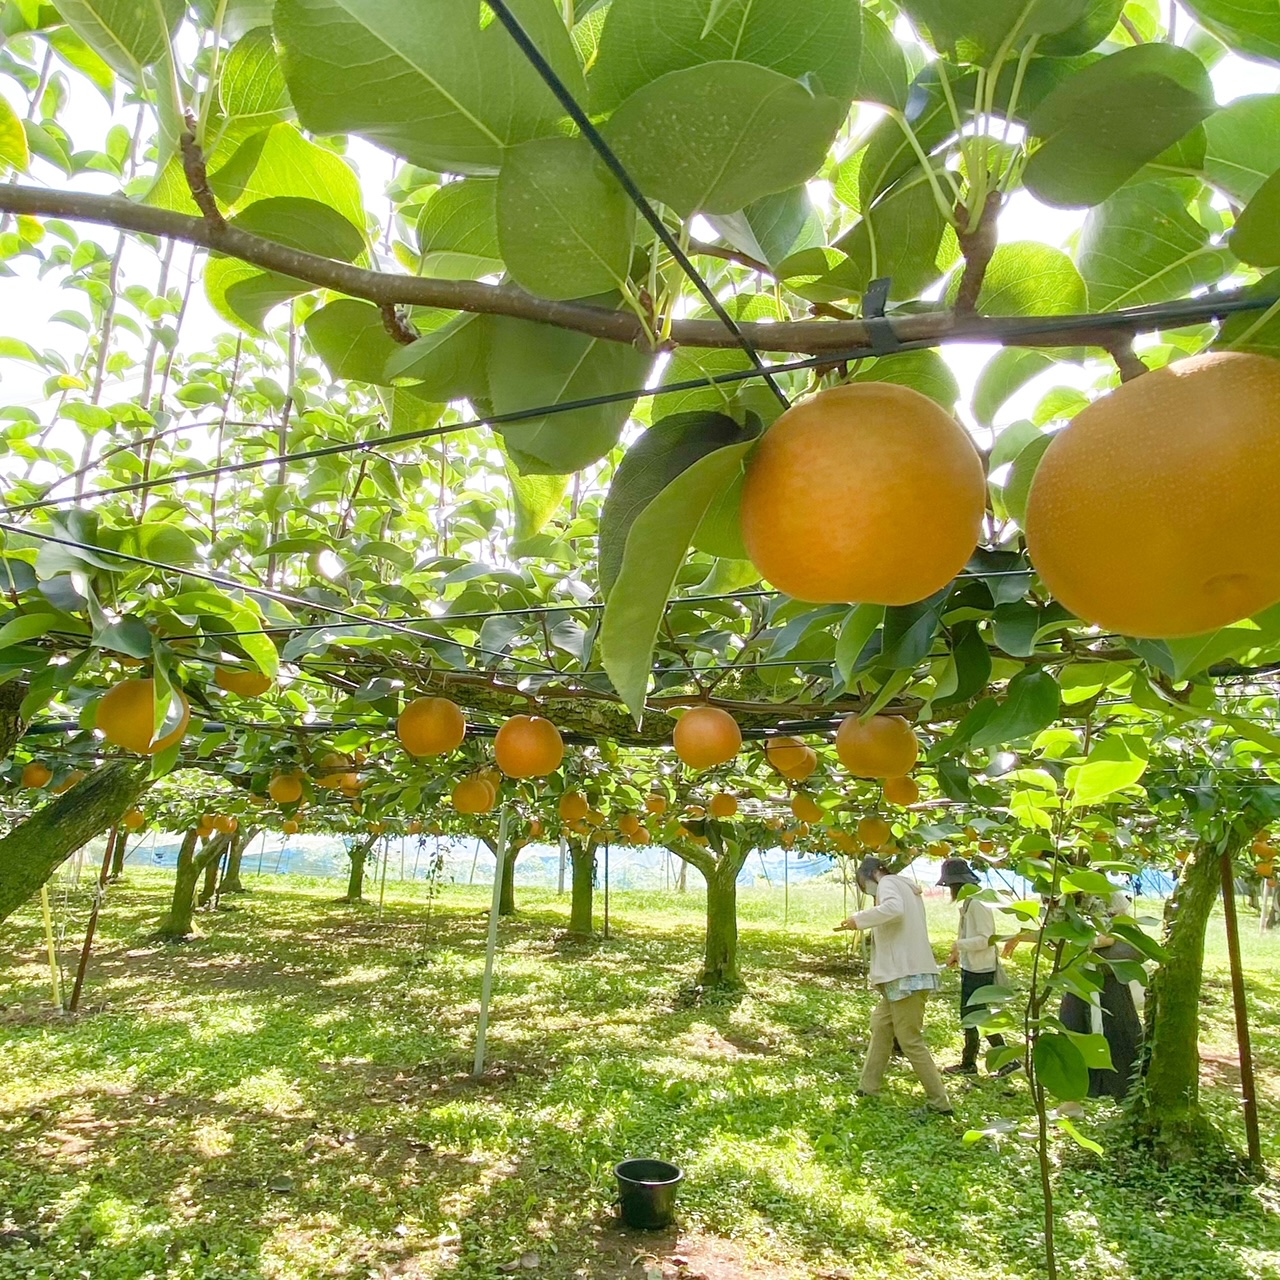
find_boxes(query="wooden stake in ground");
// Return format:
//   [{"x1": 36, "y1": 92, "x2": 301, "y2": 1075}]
[
  {"x1": 39, "y1": 884, "x2": 62, "y2": 1009},
  {"x1": 377, "y1": 837, "x2": 391, "y2": 920},
  {"x1": 69, "y1": 827, "x2": 118, "y2": 1012},
  {"x1": 473, "y1": 808, "x2": 509, "y2": 1078},
  {"x1": 1220, "y1": 850, "x2": 1263, "y2": 1167},
  {"x1": 558, "y1": 835, "x2": 566, "y2": 895}
]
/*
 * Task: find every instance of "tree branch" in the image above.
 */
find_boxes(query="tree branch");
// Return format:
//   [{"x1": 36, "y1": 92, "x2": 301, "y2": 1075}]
[
  {"x1": 954, "y1": 192, "x2": 1002, "y2": 317},
  {"x1": 0, "y1": 184, "x2": 1272, "y2": 356}
]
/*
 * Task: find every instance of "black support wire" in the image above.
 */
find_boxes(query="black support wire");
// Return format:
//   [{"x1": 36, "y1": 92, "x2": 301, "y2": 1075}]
[
  {"x1": 484, "y1": 0, "x2": 790, "y2": 410},
  {"x1": 0, "y1": 520, "x2": 568, "y2": 672}
]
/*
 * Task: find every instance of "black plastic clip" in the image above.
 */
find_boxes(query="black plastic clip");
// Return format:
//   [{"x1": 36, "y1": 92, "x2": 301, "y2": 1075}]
[{"x1": 862, "y1": 277, "x2": 900, "y2": 356}]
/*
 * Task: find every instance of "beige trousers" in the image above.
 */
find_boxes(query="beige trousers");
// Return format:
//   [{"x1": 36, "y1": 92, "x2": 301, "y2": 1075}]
[{"x1": 859, "y1": 989, "x2": 952, "y2": 1111}]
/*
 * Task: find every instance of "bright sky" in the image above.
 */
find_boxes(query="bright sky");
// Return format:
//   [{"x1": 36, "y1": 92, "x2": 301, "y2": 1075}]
[{"x1": 1, "y1": 13, "x2": 1278, "y2": 461}]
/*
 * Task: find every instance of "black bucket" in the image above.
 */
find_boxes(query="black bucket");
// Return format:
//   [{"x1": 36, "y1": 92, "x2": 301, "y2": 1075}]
[{"x1": 615, "y1": 1158, "x2": 683, "y2": 1230}]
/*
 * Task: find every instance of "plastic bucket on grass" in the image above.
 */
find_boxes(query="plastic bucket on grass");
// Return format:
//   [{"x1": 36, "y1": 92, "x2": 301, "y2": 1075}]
[{"x1": 614, "y1": 1158, "x2": 683, "y2": 1229}]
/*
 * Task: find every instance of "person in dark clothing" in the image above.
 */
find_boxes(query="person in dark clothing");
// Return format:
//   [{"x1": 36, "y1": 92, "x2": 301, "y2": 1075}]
[{"x1": 1059, "y1": 889, "x2": 1145, "y2": 1101}]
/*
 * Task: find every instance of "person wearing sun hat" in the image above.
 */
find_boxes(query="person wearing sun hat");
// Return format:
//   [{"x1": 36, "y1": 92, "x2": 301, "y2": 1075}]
[
  {"x1": 938, "y1": 857, "x2": 1022, "y2": 1078},
  {"x1": 836, "y1": 855, "x2": 953, "y2": 1115}
]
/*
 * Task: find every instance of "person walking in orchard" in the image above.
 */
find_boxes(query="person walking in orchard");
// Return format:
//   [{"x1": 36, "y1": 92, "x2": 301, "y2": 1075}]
[
  {"x1": 837, "y1": 856, "x2": 953, "y2": 1116},
  {"x1": 938, "y1": 858, "x2": 1022, "y2": 1078}
]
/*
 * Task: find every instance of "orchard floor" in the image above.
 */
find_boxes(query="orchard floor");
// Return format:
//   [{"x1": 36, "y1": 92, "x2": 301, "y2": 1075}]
[{"x1": 3, "y1": 871, "x2": 1280, "y2": 1280}]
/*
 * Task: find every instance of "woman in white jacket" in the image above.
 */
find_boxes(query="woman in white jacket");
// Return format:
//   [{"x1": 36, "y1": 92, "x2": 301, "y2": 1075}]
[
  {"x1": 838, "y1": 856, "x2": 953, "y2": 1115},
  {"x1": 938, "y1": 857, "x2": 1021, "y2": 1077}
]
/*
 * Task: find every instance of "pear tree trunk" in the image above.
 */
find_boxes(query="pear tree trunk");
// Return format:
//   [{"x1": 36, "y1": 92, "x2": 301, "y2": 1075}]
[
  {"x1": 1131, "y1": 835, "x2": 1242, "y2": 1164},
  {"x1": 0, "y1": 761, "x2": 150, "y2": 928},
  {"x1": 568, "y1": 839, "x2": 595, "y2": 936},
  {"x1": 499, "y1": 843, "x2": 518, "y2": 916},
  {"x1": 702, "y1": 860, "x2": 746, "y2": 989},
  {"x1": 220, "y1": 827, "x2": 254, "y2": 894},
  {"x1": 158, "y1": 831, "x2": 231, "y2": 938},
  {"x1": 343, "y1": 838, "x2": 372, "y2": 903},
  {"x1": 197, "y1": 845, "x2": 222, "y2": 907},
  {"x1": 108, "y1": 828, "x2": 128, "y2": 880}
]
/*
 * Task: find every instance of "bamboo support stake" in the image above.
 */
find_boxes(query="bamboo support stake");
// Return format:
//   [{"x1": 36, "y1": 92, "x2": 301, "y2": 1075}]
[
  {"x1": 1220, "y1": 851, "x2": 1263, "y2": 1168},
  {"x1": 473, "y1": 808, "x2": 509, "y2": 1078},
  {"x1": 377, "y1": 837, "x2": 391, "y2": 920},
  {"x1": 557, "y1": 835, "x2": 567, "y2": 895},
  {"x1": 68, "y1": 827, "x2": 117, "y2": 1013},
  {"x1": 40, "y1": 885, "x2": 61, "y2": 1009}
]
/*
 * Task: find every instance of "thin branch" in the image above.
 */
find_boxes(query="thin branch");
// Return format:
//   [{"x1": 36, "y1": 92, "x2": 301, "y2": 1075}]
[
  {"x1": 0, "y1": 184, "x2": 1275, "y2": 355},
  {"x1": 954, "y1": 192, "x2": 1002, "y2": 317},
  {"x1": 179, "y1": 119, "x2": 226, "y2": 230},
  {"x1": 689, "y1": 239, "x2": 774, "y2": 277}
]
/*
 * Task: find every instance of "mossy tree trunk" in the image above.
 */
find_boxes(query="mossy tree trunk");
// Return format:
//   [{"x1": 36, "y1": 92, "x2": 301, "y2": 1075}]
[
  {"x1": 0, "y1": 761, "x2": 150, "y2": 928},
  {"x1": 220, "y1": 827, "x2": 256, "y2": 894},
  {"x1": 197, "y1": 844, "x2": 222, "y2": 907},
  {"x1": 673, "y1": 841, "x2": 752, "y2": 990},
  {"x1": 343, "y1": 837, "x2": 374, "y2": 903},
  {"x1": 568, "y1": 838, "x2": 595, "y2": 936},
  {"x1": 499, "y1": 843, "x2": 518, "y2": 916},
  {"x1": 108, "y1": 827, "x2": 128, "y2": 880},
  {"x1": 157, "y1": 830, "x2": 231, "y2": 939},
  {"x1": 0, "y1": 681, "x2": 26, "y2": 764},
  {"x1": 1131, "y1": 833, "x2": 1244, "y2": 1163}
]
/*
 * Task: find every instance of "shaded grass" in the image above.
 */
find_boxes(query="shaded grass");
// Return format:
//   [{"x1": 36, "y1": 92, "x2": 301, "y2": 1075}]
[{"x1": 0, "y1": 869, "x2": 1278, "y2": 1279}]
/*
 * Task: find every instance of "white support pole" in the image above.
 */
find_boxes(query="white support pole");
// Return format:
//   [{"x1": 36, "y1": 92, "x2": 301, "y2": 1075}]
[
  {"x1": 377, "y1": 837, "x2": 391, "y2": 920},
  {"x1": 473, "y1": 808, "x2": 509, "y2": 1078},
  {"x1": 558, "y1": 836, "x2": 567, "y2": 895},
  {"x1": 40, "y1": 885, "x2": 61, "y2": 1010}
]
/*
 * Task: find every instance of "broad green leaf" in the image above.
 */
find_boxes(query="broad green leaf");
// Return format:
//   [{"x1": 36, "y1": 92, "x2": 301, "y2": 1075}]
[
  {"x1": 691, "y1": 469, "x2": 750, "y2": 560},
  {"x1": 487, "y1": 317, "x2": 652, "y2": 474},
  {"x1": 602, "y1": 438, "x2": 756, "y2": 719},
  {"x1": 878, "y1": 589, "x2": 949, "y2": 672},
  {"x1": 970, "y1": 670, "x2": 1061, "y2": 749},
  {"x1": 219, "y1": 26, "x2": 292, "y2": 126},
  {"x1": 497, "y1": 136, "x2": 635, "y2": 301},
  {"x1": 947, "y1": 242, "x2": 1086, "y2": 317},
  {"x1": 1064, "y1": 1030, "x2": 1113, "y2": 1070},
  {"x1": 834, "y1": 599, "x2": 885, "y2": 680},
  {"x1": 1068, "y1": 734, "x2": 1150, "y2": 804},
  {"x1": 1061, "y1": 869, "x2": 1121, "y2": 896},
  {"x1": 505, "y1": 461, "x2": 569, "y2": 542},
  {"x1": 1056, "y1": 1117, "x2": 1104, "y2": 1156},
  {"x1": 852, "y1": 8, "x2": 908, "y2": 110},
  {"x1": 1216, "y1": 269, "x2": 1280, "y2": 358},
  {"x1": 600, "y1": 411, "x2": 753, "y2": 595},
  {"x1": 204, "y1": 196, "x2": 365, "y2": 334},
  {"x1": 936, "y1": 620, "x2": 991, "y2": 705},
  {"x1": 210, "y1": 123, "x2": 365, "y2": 232},
  {"x1": 385, "y1": 311, "x2": 491, "y2": 402},
  {"x1": 1180, "y1": 0, "x2": 1280, "y2": 64},
  {"x1": 0, "y1": 93, "x2": 29, "y2": 172},
  {"x1": 46, "y1": 27, "x2": 117, "y2": 99},
  {"x1": 1034, "y1": 1031, "x2": 1090, "y2": 1102},
  {"x1": 1163, "y1": 605, "x2": 1280, "y2": 678},
  {"x1": 1231, "y1": 168, "x2": 1280, "y2": 267},
  {"x1": 0, "y1": 610, "x2": 64, "y2": 649},
  {"x1": 1003, "y1": 432, "x2": 1054, "y2": 526},
  {"x1": 830, "y1": 169, "x2": 951, "y2": 301},
  {"x1": 588, "y1": 0, "x2": 864, "y2": 113},
  {"x1": 602, "y1": 62, "x2": 846, "y2": 216},
  {"x1": 274, "y1": 0, "x2": 585, "y2": 173},
  {"x1": 1038, "y1": 0, "x2": 1125, "y2": 55},
  {"x1": 713, "y1": 187, "x2": 824, "y2": 271},
  {"x1": 974, "y1": 352, "x2": 1056, "y2": 427},
  {"x1": 1203, "y1": 95, "x2": 1280, "y2": 202},
  {"x1": 55, "y1": 0, "x2": 183, "y2": 81},
  {"x1": 901, "y1": 0, "x2": 1090, "y2": 59},
  {"x1": 304, "y1": 299, "x2": 401, "y2": 383},
  {"x1": 1079, "y1": 181, "x2": 1234, "y2": 310},
  {"x1": 850, "y1": 350, "x2": 960, "y2": 410},
  {"x1": 417, "y1": 180, "x2": 502, "y2": 280},
  {"x1": 1024, "y1": 45, "x2": 1216, "y2": 208}
]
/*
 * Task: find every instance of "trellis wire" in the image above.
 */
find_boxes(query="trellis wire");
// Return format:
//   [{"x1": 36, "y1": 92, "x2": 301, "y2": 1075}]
[
  {"x1": 7, "y1": 288, "x2": 1276, "y2": 518},
  {"x1": 484, "y1": 0, "x2": 788, "y2": 409}
]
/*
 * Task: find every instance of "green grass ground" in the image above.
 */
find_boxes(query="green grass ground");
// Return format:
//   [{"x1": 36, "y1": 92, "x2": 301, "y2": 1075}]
[{"x1": 2, "y1": 868, "x2": 1279, "y2": 1280}]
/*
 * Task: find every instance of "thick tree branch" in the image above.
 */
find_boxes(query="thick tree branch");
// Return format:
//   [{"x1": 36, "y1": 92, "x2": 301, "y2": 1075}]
[
  {"x1": 954, "y1": 193, "x2": 1002, "y2": 317},
  {"x1": 0, "y1": 184, "x2": 1273, "y2": 356}
]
